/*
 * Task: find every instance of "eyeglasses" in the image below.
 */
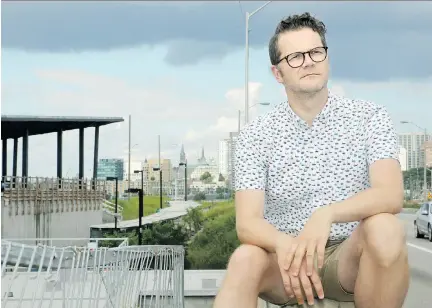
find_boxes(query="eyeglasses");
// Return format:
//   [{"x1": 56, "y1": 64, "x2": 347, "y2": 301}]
[{"x1": 277, "y1": 46, "x2": 328, "y2": 68}]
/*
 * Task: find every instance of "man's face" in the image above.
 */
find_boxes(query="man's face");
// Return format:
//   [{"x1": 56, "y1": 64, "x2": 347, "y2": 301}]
[{"x1": 271, "y1": 28, "x2": 329, "y2": 94}]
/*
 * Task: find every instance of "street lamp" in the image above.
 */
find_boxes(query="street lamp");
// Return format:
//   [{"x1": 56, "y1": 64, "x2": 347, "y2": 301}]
[
  {"x1": 126, "y1": 187, "x2": 144, "y2": 245},
  {"x1": 401, "y1": 121, "x2": 429, "y2": 201},
  {"x1": 179, "y1": 160, "x2": 188, "y2": 201},
  {"x1": 106, "y1": 176, "x2": 119, "y2": 230},
  {"x1": 152, "y1": 164, "x2": 163, "y2": 210},
  {"x1": 134, "y1": 169, "x2": 144, "y2": 198},
  {"x1": 245, "y1": 1, "x2": 272, "y2": 124},
  {"x1": 238, "y1": 102, "x2": 271, "y2": 133}
]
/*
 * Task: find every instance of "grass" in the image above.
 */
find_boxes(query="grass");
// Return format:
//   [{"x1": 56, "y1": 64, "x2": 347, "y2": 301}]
[
  {"x1": 200, "y1": 200, "x2": 235, "y2": 220},
  {"x1": 403, "y1": 201, "x2": 421, "y2": 209},
  {"x1": 118, "y1": 196, "x2": 170, "y2": 220}
]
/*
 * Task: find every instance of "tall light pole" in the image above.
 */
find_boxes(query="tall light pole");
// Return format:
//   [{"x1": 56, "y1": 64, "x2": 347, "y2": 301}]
[
  {"x1": 179, "y1": 161, "x2": 188, "y2": 201},
  {"x1": 245, "y1": 1, "x2": 272, "y2": 124},
  {"x1": 238, "y1": 102, "x2": 271, "y2": 132},
  {"x1": 401, "y1": 121, "x2": 429, "y2": 201},
  {"x1": 127, "y1": 187, "x2": 143, "y2": 245},
  {"x1": 128, "y1": 115, "x2": 131, "y2": 199}
]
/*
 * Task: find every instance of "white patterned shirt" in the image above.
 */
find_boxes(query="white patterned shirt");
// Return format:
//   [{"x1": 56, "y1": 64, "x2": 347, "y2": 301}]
[{"x1": 234, "y1": 91, "x2": 399, "y2": 241}]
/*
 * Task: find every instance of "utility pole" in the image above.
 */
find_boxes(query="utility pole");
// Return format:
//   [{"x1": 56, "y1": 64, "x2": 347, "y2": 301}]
[
  {"x1": 128, "y1": 114, "x2": 131, "y2": 200},
  {"x1": 158, "y1": 135, "x2": 163, "y2": 209},
  {"x1": 244, "y1": 1, "x2": 272, "y2": 124}
]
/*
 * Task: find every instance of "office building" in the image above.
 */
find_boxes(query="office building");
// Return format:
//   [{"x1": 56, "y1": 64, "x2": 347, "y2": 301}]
[{"x1": 97, "y1": 158, "x2": 124, "y2": 180}]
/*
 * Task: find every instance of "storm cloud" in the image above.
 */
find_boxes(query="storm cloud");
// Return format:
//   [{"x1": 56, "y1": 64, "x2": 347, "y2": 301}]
[{"x1": 2, "y1": 1, "x2": 432, "y2": 80}]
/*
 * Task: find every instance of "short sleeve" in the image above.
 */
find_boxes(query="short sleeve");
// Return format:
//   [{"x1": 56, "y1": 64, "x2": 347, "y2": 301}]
[
  {"x1": 234, "y1": 125, "x2": 267, "y2": 191},
  {"x1": 366, "y1": 106, "x2": 399, "y2": 166}
]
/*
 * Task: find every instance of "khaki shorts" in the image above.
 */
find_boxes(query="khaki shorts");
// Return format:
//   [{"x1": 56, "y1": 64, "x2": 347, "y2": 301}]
[{"x1": 280, "y1": 241, "x2": 355, "y2": 307}]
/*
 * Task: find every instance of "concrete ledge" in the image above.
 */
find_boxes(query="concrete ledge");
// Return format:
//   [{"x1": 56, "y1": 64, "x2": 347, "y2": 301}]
[{"x1": 260, "y1": 299, "x2": 355, "y2": 308}]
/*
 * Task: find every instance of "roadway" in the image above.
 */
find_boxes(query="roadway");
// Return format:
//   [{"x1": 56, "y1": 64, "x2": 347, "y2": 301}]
[{"x1": 399, "y1": 211, "x2": 432, "y2": 308}]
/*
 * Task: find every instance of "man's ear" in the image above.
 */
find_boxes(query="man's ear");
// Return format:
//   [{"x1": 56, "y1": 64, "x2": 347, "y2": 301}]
[{"x1": 270, "y1": 65, "x2": 284, "y2": 84}]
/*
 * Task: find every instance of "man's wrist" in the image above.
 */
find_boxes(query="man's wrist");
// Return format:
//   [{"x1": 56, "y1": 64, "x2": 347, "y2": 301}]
[{"x1": 316, "y1": 205, "x2": 337, "y2": 223}]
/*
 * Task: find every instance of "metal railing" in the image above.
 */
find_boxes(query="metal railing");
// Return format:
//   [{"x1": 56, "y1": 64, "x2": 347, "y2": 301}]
[
  {"x1": 103, "y1": 200, "x2": 124, "y2": 218},
  {"x1": 1, "y1": 176, "x2": 107, "y2": 203},
  {"x1": 1, "y1": 239, "x2": 185, "y2": 308},
  {"x1": 2, "y1": 237, "x2": 130, "y2": 248}
]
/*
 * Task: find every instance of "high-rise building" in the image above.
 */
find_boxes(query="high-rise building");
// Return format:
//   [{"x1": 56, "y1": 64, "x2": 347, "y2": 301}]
[
  {"x1": 425, "y1": 141, "x2": 432, "y2": 168},
  {"x1": 124, "y1": 160, "x2": 144, "y2": 182},
  {"x1": 146, "y1": 158, "x2": 172, "y2": 183},
  {"x1": 97, "y1": 158, "x2": 124, "y2": 180},
  {"x1": 398, "y1": 133, "x2": 431, "y2": 170},
  {"x1": 218, "y1": 139, "x2": 229, "y2": 178},
  {"x1": 398, "y1": 147, "x2": 407, "y2": 171}
]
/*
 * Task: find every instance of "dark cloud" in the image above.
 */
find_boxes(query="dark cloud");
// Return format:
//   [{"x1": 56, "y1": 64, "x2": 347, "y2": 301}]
[{"x1": 2, "y1": 1, "x2": 432, "y2": 80}]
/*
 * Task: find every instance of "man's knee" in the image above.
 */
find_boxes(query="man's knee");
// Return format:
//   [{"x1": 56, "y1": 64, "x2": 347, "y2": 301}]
[
  {"x1": 227, "y1": 244, "x2": 269, "y2": 276},
  {"x1": 360, "y1": 213, "x2": 407, "y2": 267}
]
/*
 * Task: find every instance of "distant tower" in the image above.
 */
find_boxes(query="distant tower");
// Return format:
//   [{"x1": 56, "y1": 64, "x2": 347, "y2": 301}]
[
  {"x1": 180, "y1": 144, "x2": 186, "y2": 163},
  {"x1": 198, "y1": 146, "x2": 207, "y2": 165}
]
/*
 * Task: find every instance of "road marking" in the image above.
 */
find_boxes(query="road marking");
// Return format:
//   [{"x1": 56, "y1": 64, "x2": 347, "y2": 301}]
[{"x1": 407, "y1": 242, "x2": 432, "y2": 254}]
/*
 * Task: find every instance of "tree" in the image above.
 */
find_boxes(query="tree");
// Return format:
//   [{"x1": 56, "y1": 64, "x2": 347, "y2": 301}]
[
  {"x1": 142, "y1": 220, "x2": 189, "y2": 246},
  {"x1": 193, "y1": 192, "x2": 206, "y2": 201},
  {"x1": 403, "y1": 167, "x2": 431, "y2": 199},
  {"x1": 182, "y1": 207, "x2": 204, "y2": 236},
  {"x1": 200, "y1": 172, "x2": 213, "y2": 183},
  {"x1": 218, "y1": 173, "x2": 225, "y2": 182},
  {"x1": 186, "y1": 209, "x2": 240, "y2": 269}
]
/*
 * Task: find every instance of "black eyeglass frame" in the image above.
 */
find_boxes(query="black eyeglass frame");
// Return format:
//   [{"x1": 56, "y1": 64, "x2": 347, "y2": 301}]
[{"x1": 277, "y1": 46, "x2": 329, "y2": 68}]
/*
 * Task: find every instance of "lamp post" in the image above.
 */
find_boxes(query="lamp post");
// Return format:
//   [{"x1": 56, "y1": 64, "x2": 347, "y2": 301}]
[
  {"x1": 238, "y1": 102, "x2": 271, "y2": 133},
  {"x1": 179, "y1": 161, "x2": 188, "y2": 201},
  {"x1": 245, "y1": 1, "x2": 272, "y2": 124},
  {"x1": 134, "y1": 169, "x2": 144, "y2": 198},
  {"x1": 401, "y1": 121, "x2": 429, "y2": 201},
  {"x1": 106, "y1": 176, "x2": 118, "y2": 230},
  {"x1": 127, "y1": 187, "x2": 143, "y2": 245}
]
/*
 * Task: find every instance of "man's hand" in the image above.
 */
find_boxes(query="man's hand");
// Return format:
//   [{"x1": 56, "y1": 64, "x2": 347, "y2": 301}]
[
  {"x1": 287, "y1": 207, "x2": 333, "y2": 277},
  {"x1": 289, "y1": 257, "x2": 324, "y2": 305},
  {"x1": 275, "y1": 234, "x2": 324, "y2": 304}
]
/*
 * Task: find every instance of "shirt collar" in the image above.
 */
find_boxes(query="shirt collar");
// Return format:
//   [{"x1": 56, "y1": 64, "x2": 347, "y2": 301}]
[{"x1": 285, "y1": 89, "x2": 338, "y2": 128}]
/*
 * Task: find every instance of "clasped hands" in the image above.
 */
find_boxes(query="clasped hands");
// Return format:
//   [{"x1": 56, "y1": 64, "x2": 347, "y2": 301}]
[{"x1": 275, "y1": 208, "x2": 333, "y2": 306}]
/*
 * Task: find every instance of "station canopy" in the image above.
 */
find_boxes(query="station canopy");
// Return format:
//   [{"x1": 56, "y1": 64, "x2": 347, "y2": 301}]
[{"x1": 1, "y1": 115, "x2": 124, "y2": 140}]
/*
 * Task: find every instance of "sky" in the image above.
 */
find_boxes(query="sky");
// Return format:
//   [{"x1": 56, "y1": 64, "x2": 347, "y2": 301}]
[{"x1": 1, "y1": 1, "x2": 432, "y2": 178}]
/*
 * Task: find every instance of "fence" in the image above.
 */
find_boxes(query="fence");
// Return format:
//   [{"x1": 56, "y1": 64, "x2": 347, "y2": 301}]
[
  {"x1": 1, "y1": 239, "x2": 185, "y2": 308},
  {"x1": 1, "y1": 176, "x2": 107, "y2": 203}
]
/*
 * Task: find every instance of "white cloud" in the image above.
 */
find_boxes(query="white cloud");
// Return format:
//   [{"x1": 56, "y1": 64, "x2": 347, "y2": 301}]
[
  {"x1": 3, "y1": 68, "x2": 431, "y2": 178},
  {"x1": 1, "y1": 70, "x2": 264, "y2": 177}
]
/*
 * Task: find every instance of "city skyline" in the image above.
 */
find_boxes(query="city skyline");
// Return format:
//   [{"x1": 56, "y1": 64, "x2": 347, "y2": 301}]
[{"x1": 2, "y1": 1, "x2": 431, "y2": 178}]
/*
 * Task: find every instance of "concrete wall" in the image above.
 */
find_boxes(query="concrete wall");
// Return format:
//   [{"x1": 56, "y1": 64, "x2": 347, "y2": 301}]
[{"x1": 1, "y1": 199, "x2": 103, "y2": 246}]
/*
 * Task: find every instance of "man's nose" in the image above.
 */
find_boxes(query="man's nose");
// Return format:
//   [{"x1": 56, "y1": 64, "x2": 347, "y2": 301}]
[{"x1": 302, "y1": 52, "x2": 315, "y2": 67}]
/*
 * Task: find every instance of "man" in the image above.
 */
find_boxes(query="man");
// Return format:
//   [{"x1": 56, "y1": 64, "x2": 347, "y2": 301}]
[{"x1": 213, "y1": 12, "x2": 409, "y2": 308}]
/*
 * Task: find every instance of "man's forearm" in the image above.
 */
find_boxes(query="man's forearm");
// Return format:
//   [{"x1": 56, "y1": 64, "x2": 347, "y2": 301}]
[
  {"x1": 237, "y1": 218, "x2": 292, "y2": 253},
  {"x1": 323, "y1": 187, "x2": 403, "y2": 224}
]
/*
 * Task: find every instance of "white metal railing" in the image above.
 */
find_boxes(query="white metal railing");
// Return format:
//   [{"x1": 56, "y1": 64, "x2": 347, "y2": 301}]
[
  {"x1": 3, "y1": 238, "x2": 130, "y2": 248},
  {"x1": 1, "y1": 239, "x2": 185, "y2": 308},
  {"x1": 103, "y1": 200, "x2": 124, "y2": 217}
]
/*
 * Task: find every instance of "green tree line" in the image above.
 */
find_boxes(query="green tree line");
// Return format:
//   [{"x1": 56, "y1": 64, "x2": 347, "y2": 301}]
[{"x1": 101, "y1": 200, "x2": 239, "y2": 269}]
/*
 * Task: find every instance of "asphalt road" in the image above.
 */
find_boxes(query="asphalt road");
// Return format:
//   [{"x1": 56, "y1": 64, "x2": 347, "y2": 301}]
[{"x1": 398, "y1": 212, "x2": 432, "y2": 308}]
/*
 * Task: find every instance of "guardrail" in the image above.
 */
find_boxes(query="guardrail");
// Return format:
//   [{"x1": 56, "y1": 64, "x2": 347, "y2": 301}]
[
  {"x1": 103, "y1": 199, "x2": 124, "y2": 215},
  {"x1": 1, "y1": 176, "x2": 107, "y2": 202},
  {"x1": 2, "y1": 237, "x2": 130, "y2": 248}
]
